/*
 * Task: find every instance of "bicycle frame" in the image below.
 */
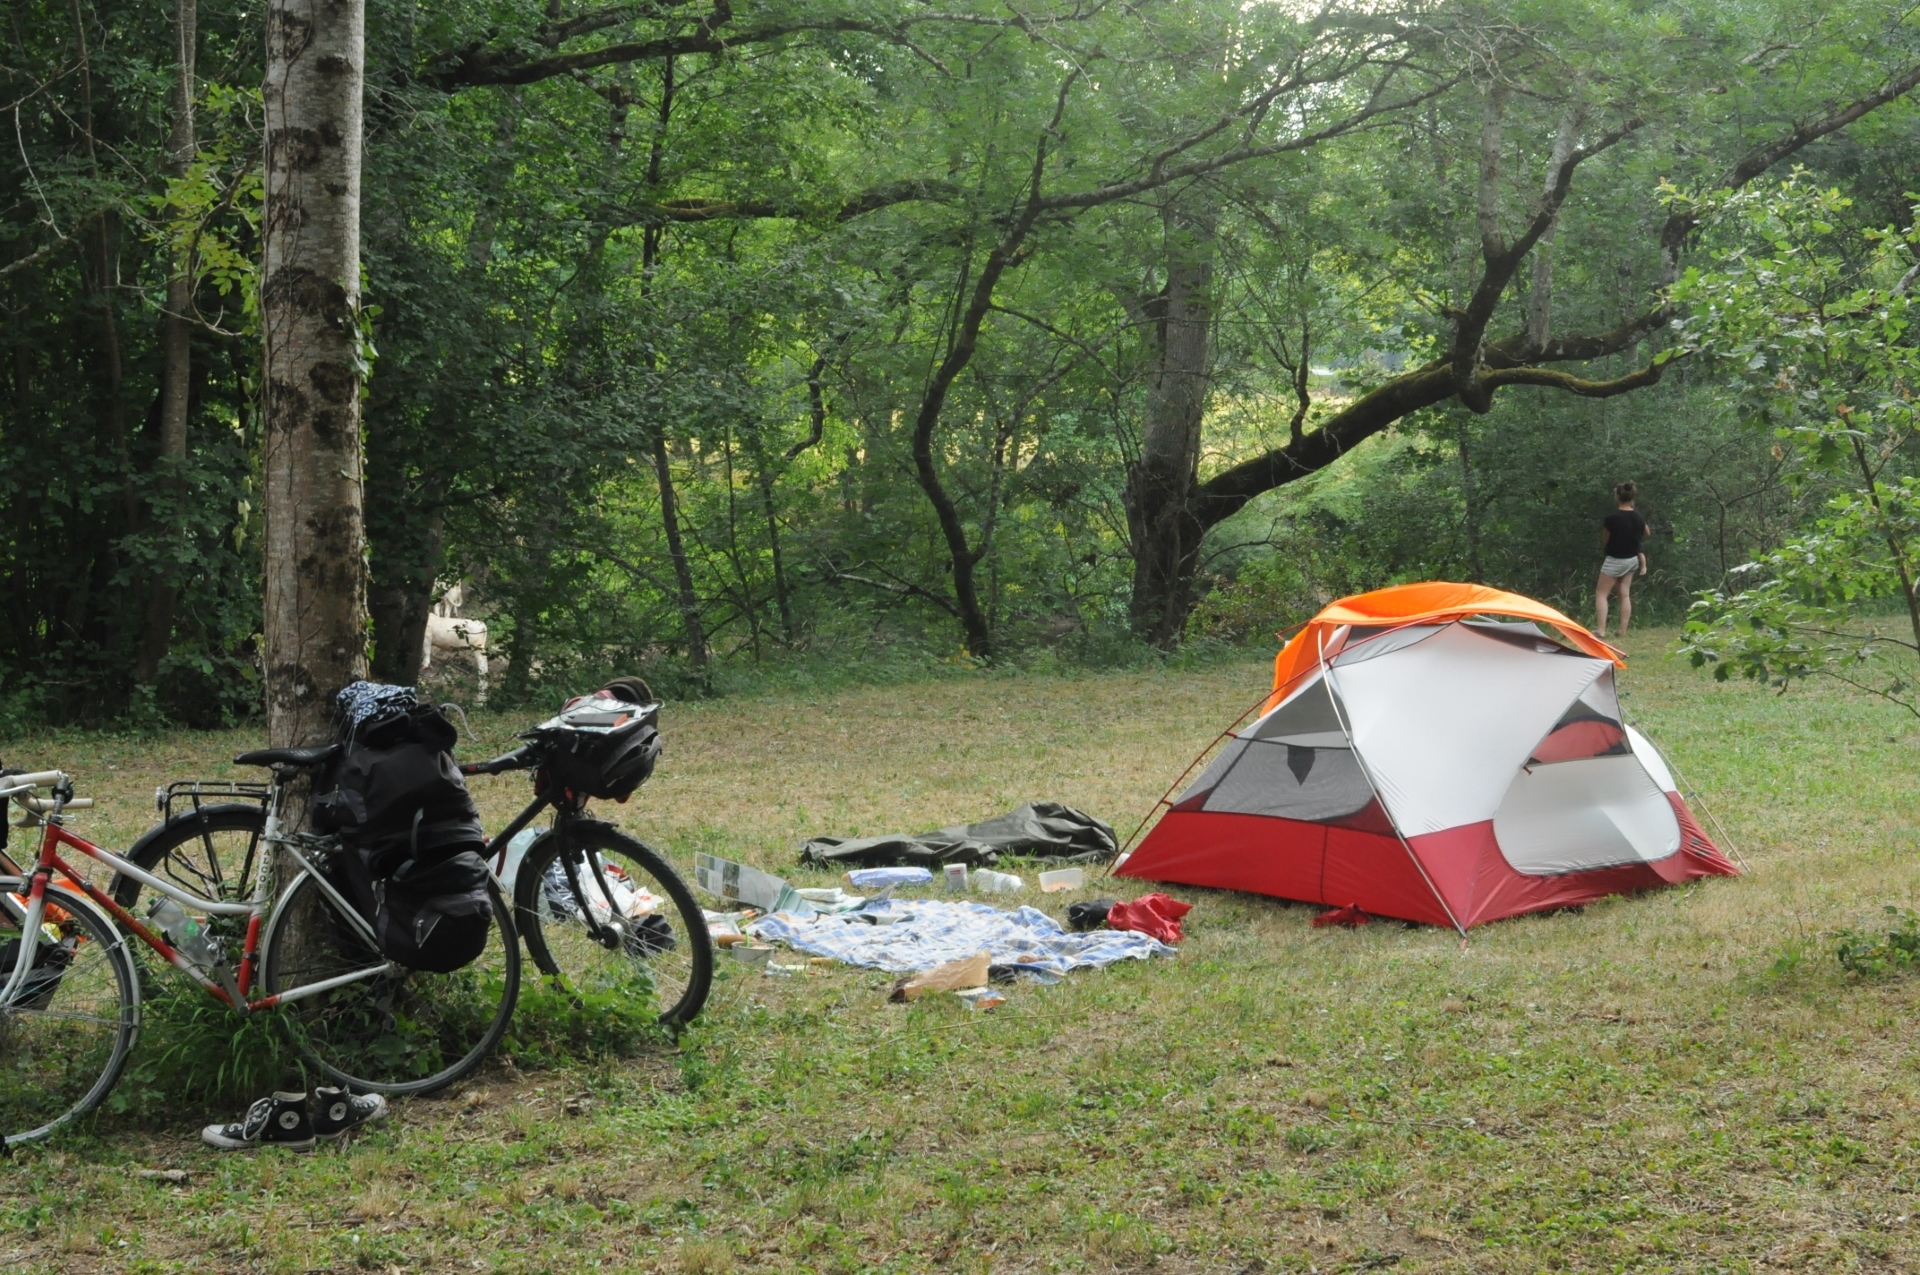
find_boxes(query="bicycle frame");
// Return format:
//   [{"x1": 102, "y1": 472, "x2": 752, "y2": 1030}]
[{"x1": 2, "y1": 786, "x2": 392, "y2": 1016}]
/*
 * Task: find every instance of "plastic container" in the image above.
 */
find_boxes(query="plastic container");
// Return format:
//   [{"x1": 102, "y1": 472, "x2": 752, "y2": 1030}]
[
  {"x1": 496, "y1": 827, "x2": 542, "y2": 896},
  {"x1": 943, "y1": 863, "x2": 969, "y2": 893},
  {"x1": 972, "y1": 869, "x2": 1023, "y2": 894},
  {"x1": 147, "y1": 897, "x2": 220, "y2": 974},
  {"x1": 730, "y1": 944, "x2": 774, "y2": 968},
  {"x1": 1039, "y1": 867, "x2": 1085, "y2": 893}
]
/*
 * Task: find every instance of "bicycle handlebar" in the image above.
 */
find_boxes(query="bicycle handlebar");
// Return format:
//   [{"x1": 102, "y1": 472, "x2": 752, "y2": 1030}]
[
  {"x1": 18, "y1": 796, "x2": 90, "y2": 812},
  {"x1": 3, "y1": 771, "x2": 66, "y2": 790},
  {"x1": 462, "y1": 745, "x2": 536, "y2": 777}
]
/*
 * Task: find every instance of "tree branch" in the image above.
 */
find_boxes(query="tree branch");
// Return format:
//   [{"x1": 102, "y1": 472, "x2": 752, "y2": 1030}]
[
  {"x1": 1660, "y1": 60, "x2": 1920, "y2": 282},
  {"x1": 426, "y1": 4, "x2": 1069, "y2": 89},
  {"x1": 815, "y1": 559, "x2": 961, "y2": 617}
]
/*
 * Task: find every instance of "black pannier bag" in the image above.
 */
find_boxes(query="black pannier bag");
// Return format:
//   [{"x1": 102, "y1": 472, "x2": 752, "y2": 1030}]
[
  {"x1": 312, "y1": 682, "x2": 493, "y2": 972},
  {"x1": 528, "y1": 681, "x2": 662, "y2": 802},
  {"x1": 376, "y1": 851, "x2": 494, "y2": 973},
  {"x1": 0, "y1": 935, "x2": 74, "y2": 1010}
]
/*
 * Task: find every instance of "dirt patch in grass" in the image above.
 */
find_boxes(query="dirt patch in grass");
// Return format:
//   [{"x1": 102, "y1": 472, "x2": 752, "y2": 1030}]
[{"x1": 5, "y1": 633, "x2": 1920, "y2": 1272}]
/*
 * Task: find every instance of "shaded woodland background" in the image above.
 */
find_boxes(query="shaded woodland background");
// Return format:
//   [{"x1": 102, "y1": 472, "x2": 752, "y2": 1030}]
[{"x1": 8, "y1": 0, "x2": 1920, "y2": 726}]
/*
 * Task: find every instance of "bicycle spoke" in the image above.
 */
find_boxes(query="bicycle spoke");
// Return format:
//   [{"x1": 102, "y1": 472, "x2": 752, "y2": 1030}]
[
  {"x1": 517, "y1": 825, "x2": 711, "y2": 1028},
  {"x1": 265, "y1": 866, "x2": 518, "y2": 1095},
  {"x1": 0, "y1": 881, "x2": 138, "y2": 1146}
]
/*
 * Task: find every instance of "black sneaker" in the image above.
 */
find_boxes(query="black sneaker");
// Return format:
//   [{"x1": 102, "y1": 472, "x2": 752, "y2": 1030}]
[
  {"x1": 201, "y1": 1092, "x2": 315, "y2": 1151},
  {"x1": 311, "y1": 1086, "x2": 388, "y2": 1140}
]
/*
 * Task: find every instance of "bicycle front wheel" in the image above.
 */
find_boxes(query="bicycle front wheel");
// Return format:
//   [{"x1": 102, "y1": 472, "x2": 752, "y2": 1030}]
[
  {"x1": 514, "y1": 821, "x2": 712, "y2": 1029},
  {"x1": 0, "y1": 879, "x2": 139, "y2": 1146},
  {"x1": 261, "y1": 868, "x2": 519, "y2": 1095}
]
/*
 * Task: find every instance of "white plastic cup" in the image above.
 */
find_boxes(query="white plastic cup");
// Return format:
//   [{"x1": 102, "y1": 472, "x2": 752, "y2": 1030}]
[
  {"x1": 943, "y1": 863, "x2": 969, "y2": 893},
  {"x1": 1039, "y1": 868, "x2": 1085, "y2": 893}
]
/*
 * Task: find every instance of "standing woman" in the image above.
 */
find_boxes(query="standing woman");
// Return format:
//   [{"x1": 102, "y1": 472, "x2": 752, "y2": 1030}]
[{"x1": 1595, "y1": 481, "x2": 1649, "y2": 638}]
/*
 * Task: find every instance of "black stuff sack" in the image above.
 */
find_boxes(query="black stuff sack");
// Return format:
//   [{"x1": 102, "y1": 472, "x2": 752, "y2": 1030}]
[{"x1": 313, "y1": 685, "x2": 484, "y2": 875}]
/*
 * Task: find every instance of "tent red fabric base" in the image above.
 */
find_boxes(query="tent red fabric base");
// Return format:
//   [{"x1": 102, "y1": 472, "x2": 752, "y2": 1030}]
[{"x1": 1117, "y1": 798, "x2": 1737, "y2": 930}]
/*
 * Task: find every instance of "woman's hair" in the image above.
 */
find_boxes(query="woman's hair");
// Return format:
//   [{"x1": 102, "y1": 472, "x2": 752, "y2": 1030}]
[{"x1": 1613, "y1": 480, "x2": 1637, "y2": 504}]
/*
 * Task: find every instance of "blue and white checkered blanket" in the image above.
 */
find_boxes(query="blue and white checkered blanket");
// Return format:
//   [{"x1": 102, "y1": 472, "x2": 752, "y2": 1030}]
[{"x1": 747, "y1": 899, "x2": 1175, "y2": 976}]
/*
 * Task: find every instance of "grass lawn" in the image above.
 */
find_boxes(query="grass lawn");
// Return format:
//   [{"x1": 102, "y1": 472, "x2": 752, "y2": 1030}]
[{"x1": 5, "y1": 628, "x2": 1920, "y2": 1273}]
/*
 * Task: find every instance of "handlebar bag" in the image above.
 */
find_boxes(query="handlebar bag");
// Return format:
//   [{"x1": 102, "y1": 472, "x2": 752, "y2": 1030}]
[{"x1": 529, "y1": 695, "x2": 662, "y2": 802}]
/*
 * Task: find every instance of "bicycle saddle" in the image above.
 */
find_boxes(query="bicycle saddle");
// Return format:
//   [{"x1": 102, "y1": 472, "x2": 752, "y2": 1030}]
[{"x1": 233, "y1": 744, "x2": 340, "y2": 769}]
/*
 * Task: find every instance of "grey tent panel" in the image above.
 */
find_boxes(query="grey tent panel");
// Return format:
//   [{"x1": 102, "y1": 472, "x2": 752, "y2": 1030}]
[
  {"x1": 1176, "y1": 735, "x2": 1248, "y2": 805},
  {"x1": 1249, "y1": 677, "x2": 1346, "y2": 740},
  {"x1": 1202, "y1": 739, "x2": 1375, "y2": 822}
]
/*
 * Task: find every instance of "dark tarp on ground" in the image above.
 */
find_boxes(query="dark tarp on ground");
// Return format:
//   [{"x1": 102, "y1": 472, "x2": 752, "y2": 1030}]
[{"x1": 799, "y1": 802, "x2": 1118, "y2": 869}]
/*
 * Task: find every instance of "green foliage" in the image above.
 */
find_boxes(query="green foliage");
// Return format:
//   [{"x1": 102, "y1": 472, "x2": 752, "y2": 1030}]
[
  {"x1": 111, "y1": 979, "x2": 300, "y2": 1115},
  {"x1": 1833, "y1": 906, "x2": 1920, "y2": 977},
  {"x1": 1672, "y1": 177, "x2": 1920, "y2": 711},
  {"x1": 12, "y1": 0, "x2": 1920, "y2": 719}
]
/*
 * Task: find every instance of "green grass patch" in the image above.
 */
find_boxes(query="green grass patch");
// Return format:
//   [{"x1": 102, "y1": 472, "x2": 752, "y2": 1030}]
[{"x1": 5, "y1": 629, "x2": 1920, "y2": 1272}]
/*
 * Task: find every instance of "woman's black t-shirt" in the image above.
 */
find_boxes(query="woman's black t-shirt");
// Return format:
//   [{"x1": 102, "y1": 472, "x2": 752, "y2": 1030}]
[{"x1": 1603, "y1": 510, "x2": 1648, "y2": 558}]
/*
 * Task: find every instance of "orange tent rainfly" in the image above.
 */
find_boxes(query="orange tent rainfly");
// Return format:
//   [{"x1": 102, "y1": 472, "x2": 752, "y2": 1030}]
[{"x1": 1116, "y1": 582, "x2": 1737, "y2": 931}]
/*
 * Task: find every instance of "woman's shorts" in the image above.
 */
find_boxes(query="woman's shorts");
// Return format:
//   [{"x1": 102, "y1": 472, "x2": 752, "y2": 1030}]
[{"x1": 1600, "y1": 555, "x2": 1640, "y2": 578}]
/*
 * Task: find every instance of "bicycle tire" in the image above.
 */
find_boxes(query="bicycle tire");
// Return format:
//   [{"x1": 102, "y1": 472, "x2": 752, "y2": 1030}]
[
  {"x1": 110, "y1": 803, "x2": 267, "y2": 913},
  {"x1": 0, "y1": 878, "x2": 140, "y2": 1147},
  {"x1": 261, "y1": 866, "x2": 519, "y2": 1095},
  {"x1": 513, "y1": 822, "x2": 712, "y2": 1029}
]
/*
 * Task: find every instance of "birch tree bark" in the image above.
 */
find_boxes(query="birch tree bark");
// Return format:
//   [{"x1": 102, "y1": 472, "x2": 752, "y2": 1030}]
[{"x1": 261, "y1": 0, "x2": 368, "y2": 748}]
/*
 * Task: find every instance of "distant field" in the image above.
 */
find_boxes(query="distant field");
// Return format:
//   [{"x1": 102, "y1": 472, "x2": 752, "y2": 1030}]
[{"x1": 5, "y1": 629, "x2": 1920, "y2": 1274}]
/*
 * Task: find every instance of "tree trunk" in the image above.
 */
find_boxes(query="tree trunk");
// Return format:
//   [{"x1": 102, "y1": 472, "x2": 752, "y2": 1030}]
[
  {"x1": 650, "y1": 431, "x2": 708, "y2": 673},
  {"x1": 1457, "y1": 413, "x2": 1483, "y2": 583},
  {"x1": 367, "y1": 500, "x2": 443, "y2": 686},
  {"x1": 261, "y1": 0, "x2": 368, "y2": 750},
  {"x1": 1125, "y1": 204, "x2": 1215, "y2": 647},
  {"x1": 752, "y1": 439, "x2": 795, "y2": 643},
  {"x1": 137, "y1": 0, "x2": 199, "y2": 687}
]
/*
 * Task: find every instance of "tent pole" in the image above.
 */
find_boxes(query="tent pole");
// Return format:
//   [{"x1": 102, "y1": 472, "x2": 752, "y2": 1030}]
[
  {"x1": 1619, "y1": 704, "x2": 1748, "y2": 872},
  {"x1": 1318, "y1": 627, "x2": 1471, "y2": 937},
  {"x1": 1109, "y1": 687, "x2": 1277, "y2": 871}
]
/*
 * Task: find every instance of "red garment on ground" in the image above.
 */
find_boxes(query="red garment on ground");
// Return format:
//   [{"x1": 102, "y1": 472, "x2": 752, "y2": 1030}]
[
  {"x1": 1105, "y1": 893, "x2": 1193, "y2": 944},
  {"x1": 1311, "y1": 904, "x2": 1372, "y2": 928}
]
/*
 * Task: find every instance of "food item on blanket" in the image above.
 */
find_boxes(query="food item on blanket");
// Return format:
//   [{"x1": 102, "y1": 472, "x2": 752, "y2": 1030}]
[
  {"x1": 956, "y1": 987, "x2": 1006, "y2": 1010},
  {"x1": 889, "y1": 951, "x2": 990, "y2": 1001}
]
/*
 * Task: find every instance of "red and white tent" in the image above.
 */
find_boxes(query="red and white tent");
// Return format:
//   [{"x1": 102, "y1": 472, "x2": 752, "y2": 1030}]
[{"x1": 1116, "y1": 582, "x2": 1737, "y2": 930}]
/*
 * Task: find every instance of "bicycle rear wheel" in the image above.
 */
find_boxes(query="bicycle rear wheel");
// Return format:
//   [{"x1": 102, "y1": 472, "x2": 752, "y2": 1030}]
[
  {"x1": 0, "y1": 879, "x2": 139, "y2": 1146},
  {"x1": 261, "y1": 867, "x2": 519, "y2": 1095},
  {"x1": 110, "y1": 803, "x2": 266, "y2": 912},
  {"x1": 514, "y1": 821, "x2": 712, "y2": 1029}
]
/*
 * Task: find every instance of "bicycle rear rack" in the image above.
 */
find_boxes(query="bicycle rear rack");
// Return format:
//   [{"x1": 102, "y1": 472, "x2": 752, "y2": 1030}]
[{"x1": 156, "y1": 780, "x2": 271, "y2": 822}]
